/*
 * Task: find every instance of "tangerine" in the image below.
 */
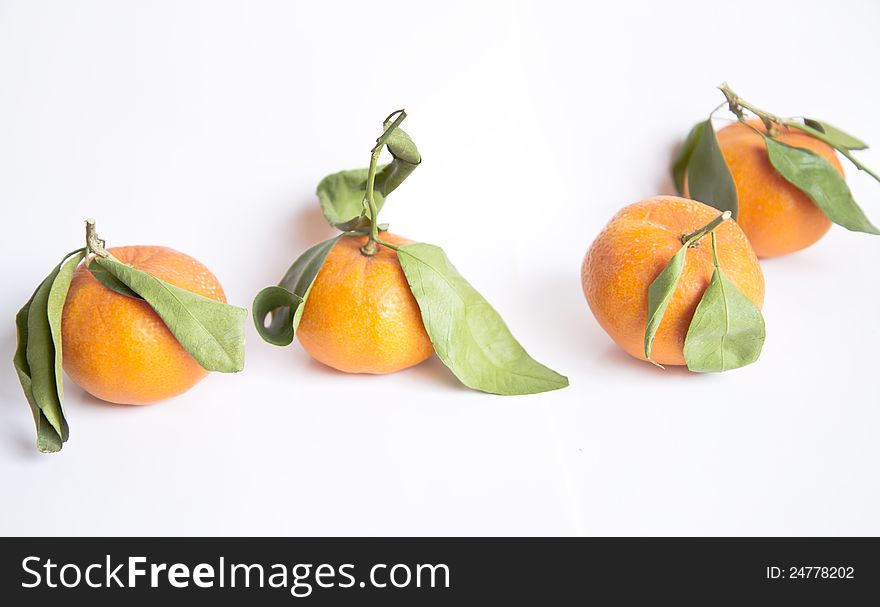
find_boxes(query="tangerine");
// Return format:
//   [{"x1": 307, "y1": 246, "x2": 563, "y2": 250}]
[{"x1": 582, "y1": 196, "x2": 764, "y2": 366}]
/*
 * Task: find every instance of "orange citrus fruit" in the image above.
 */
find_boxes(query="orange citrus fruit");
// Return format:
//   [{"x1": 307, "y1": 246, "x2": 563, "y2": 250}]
[
  {"x1": 61, "y1": 246, "x2": 227, "y2": 405},
  {"x1": 694, "y1": 119, "x2": 844, "y2": 258},
  {"x1": 297, "y1": 232, "x2": 434, "y2": 374},
  {"x1": 581, "y1": 196, "x2": 764, "y2": 366}
]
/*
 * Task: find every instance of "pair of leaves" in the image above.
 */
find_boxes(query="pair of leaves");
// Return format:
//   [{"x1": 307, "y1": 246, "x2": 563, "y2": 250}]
[
  {"x1": 672, "y1": 120, "x2": 738, "y2": 218},
  {"x1": 90, "y1": 257, "x2": 247, "y2": 372},
  {"x1": 14, "y1": 248, "x2": 85, "y2": 452},
  {"x1": 799, "y1": 119, "x2": 868, "y2": 151},
  {"x1": 791, "y1": 118, "x2": 880, "y2": 184},
  {"x1": 317, "y1": 121, "x2": 421, "y2": 231},
  {"x1": 645, "y1": 229, "x2": 764, "y2": 372},
  {"x1": 397, "y1": 243, "x2": 569, "y2": 395},
  {"x1": 764, "y1": 136, "x2": 879, "y2": 235},
  {"x1": 252, "y1": 236, "x2": 339, "y2": 346}
]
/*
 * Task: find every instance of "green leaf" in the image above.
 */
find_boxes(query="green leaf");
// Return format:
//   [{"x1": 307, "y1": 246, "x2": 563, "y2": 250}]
[
  {"x1": 375, "y1": 124, "x2": 421, "y2": 196},
  {"x1": 87, "y1": 260, "x2": 143, "y2": 299},
  {"x1": 317, "y1": 168, "x2": 387, "y2": 231},
  {"x1": 316, "y1": 115, "x2": 421, "y2": 231},
  {"x1": 397, "y1": 242, "x2": 568, "y2": 395},
  {"x1": 787, "y1": 121, "x2": 880, "y2": 186},
  {"x1": 802, "y1": 118, "x2": 868, "y2": 150},
  {"x1": 383, "y1": 122, "x2": 420, "y2": 165},
  {"x1": 644, "y1": 244, "x2": 688, "y2": 365},
  {"x1": 252, "y1": 287, "x2": 302, "y2": 347},
  {"x1": 92, "y1": 257, "x2": 247, "y2": 372},
  {"x1": 47, "y1": 250, "x2": 86, "y2": 407},
  {"x1": 764, "y1": 137, "x2": 879, "y2": 234},
  {"x1": 15, "y1": 300, "x2": 62, "y2": 453},
  {"x1": 683, "y1": 233, "x2": 765, "y2": 372},
  {"x1": 13, "y1": 248, "x2": 85, "y2": 453},
  {"x1": 687, "y1": 120, "x2": 738, "y2": 218},
  {"x1": 672, "y1": 121, "x2": 707, "y2": 194},
  {"x1": 253, "y1": 236, "x2": 339, "y2": 346}
]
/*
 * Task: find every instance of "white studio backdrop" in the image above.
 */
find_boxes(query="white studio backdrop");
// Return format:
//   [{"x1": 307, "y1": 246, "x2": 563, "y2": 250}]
[{"x1": 1, "y1": 0, "x2": 878, "y2": 535}]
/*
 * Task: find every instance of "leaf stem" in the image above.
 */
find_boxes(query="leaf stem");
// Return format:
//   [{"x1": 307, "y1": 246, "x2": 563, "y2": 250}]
[
  {"x1": 681, "y1": 211, "x2": 732, "y2": 245},
  {"x1": 710, "y1": 231, "x2": 721, "y2": 268},
  {"x1": 360, "y1": 110, "x2": 408, "y2": 256},
  {"x1": 376, "y1": 238, "x2": 400, "y2": 252},
  {"x1": 707, "y1": 101, "x2": 727, "y2": 120}
]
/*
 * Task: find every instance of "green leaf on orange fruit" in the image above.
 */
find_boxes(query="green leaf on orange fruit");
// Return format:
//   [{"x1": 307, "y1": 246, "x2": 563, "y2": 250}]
[
  {"x1": 397, "y1": 242, "x2": 568, "y2": 395},
  {"x1": 683, "y1": 233, "x2": 765, "y2": 372},
  {"x1": 764, "y1": 137, "x2": 879, "y2": 235},
  {"x1": 13, "y1": 248, "x2": 86, "y2": 453},
  {"x1": 672, "y1": 121, "x2": 707, "y2": 194},
  {"x1": 686, "y1": 120, "x2": 739, "y2": 219},
  {"x1": 643, "y1": 243, "x2": 687, "y2": 366},
  {"x1": 92, "y1": 257, "x2": 247, "y2": 373},
  {"x1": 47, "y1": 251, "x2": 85, "y2": 405},
  {"x1": 87, "y1": 260, "x2": 143, "y2": 299},
  {"x1": 253, "y1": 235, "x2": 340, "y2": 346}
]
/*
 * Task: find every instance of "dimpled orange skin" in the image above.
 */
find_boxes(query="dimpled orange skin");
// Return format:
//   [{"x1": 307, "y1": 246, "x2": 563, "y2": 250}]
[
  {"x1": 581, "y1": 196, "x2": 765, "y2": 366},
  {"x1": 296, "y1": 232, "x2": 434, "y2": 374},
  {"x1": 61, "y1": 246, "x2": 227, "y2": 405},
  {"x1": 698, "y1": 119, "x2": 844, "y2": 258}
]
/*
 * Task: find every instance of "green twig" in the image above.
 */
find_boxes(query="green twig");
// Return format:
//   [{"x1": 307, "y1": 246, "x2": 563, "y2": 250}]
[{"x1": 360, "y1": 111, "x2": 407, "y2": 256}]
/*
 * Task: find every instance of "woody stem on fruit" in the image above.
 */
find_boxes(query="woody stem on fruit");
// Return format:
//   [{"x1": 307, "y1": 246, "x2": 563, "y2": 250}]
[
  {"x1": 360, "y1": 110, "x2": 407, "y2": 257},
  {"x1": 681, "y1": 210, "x2": 732, "y2": 246},
  {"x1": 718, "y1": 82, "x2": 784, "y2": 134},
  {"x1": 85, "y1": 219, "x2": 109, "y2": 258},
  {"x1": 85, "y1": 219, "x2": 122, "y2": 262}
]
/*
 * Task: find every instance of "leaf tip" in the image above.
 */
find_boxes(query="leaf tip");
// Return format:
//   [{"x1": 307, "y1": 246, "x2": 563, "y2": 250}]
[
  {"x1": 546, "y1": 374, "x2": 570, "y2": 391},
  {"x1": 36, "y1": 436, "x2": 63, "y2": 454},
  {"x1": 646, "y1": 357, "x2": 665, "y2": 370}
]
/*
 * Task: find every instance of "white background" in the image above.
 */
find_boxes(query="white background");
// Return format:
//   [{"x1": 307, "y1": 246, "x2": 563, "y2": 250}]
[{"x1": 1, "y1": 0, "x2": 878, "y2": 536}]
